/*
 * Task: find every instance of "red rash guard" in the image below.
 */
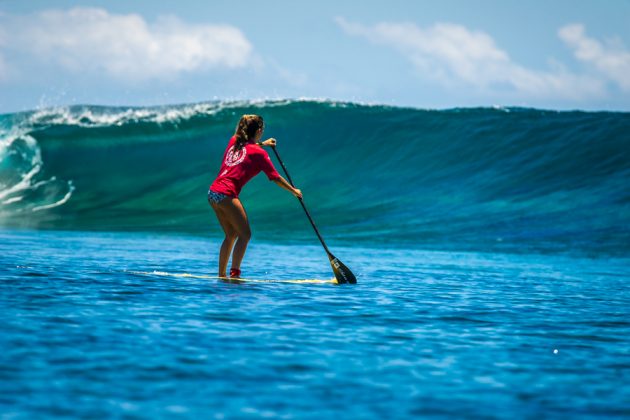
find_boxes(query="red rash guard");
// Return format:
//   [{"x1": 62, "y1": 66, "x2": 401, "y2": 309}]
[{"x1": 210, "y1": 136, "x2": 281, "y2": 197}]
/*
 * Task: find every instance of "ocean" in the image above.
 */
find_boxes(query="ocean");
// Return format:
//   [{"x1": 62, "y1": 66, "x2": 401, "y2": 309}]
[{"x1": 1, "y1": 100, "x2": 629, "y2": 418}]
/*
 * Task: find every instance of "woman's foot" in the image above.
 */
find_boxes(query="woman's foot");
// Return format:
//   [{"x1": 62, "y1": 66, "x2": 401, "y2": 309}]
[{"x1": 229, "y1": 267, "x2": 241, "y2": 278}]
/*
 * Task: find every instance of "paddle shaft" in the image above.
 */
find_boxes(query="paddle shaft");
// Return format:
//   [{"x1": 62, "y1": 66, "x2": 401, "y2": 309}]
[{"x1": 271, "y1": 147, "x2": 332, "y2": 256}]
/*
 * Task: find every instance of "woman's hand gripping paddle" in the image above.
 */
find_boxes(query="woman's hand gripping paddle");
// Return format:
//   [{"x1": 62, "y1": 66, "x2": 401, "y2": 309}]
[{"x1": 271, "y1": 146, "x2": 357, "y2": 284}]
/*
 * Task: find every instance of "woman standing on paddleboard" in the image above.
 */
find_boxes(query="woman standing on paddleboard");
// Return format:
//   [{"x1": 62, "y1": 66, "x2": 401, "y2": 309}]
[{"x1": 208, "y1": 115, "x2": 302, "y2": 278}]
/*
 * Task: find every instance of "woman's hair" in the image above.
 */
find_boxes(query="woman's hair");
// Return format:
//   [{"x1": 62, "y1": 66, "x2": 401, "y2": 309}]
[{"x1": 234, "y1": 114, "x2": 264, "y2": 150}]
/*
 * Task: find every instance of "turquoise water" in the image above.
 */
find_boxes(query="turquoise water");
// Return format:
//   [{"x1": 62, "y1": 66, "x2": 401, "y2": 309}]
[
  {"x1": 1, "y1": 100, "x2": 629, "y2": 255},
  {"x1": 1, "y1": 230, "x2": 629, "y2": 418},
  {"x1": 1, "y1": 100, "x2": 630, "y2": 417}
]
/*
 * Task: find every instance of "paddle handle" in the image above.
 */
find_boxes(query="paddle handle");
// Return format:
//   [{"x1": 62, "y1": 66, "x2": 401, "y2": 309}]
[{"x1": 271, "y1": 146, "x2": 332, "y2": 256}]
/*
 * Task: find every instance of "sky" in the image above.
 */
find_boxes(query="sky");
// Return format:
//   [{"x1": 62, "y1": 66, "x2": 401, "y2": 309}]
[{"x1": 1, "y1": 0, "x2": 629, "y2": 113}]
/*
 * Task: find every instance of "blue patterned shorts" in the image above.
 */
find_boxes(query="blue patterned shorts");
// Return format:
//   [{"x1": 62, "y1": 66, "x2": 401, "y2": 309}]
[{"x1": 207, "y1": 189, "x2": 228, "y2": 204}]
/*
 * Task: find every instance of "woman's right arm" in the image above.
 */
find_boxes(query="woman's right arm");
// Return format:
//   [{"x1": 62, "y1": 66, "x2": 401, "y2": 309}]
[{"x1": 273, "y1": 176, "x2": 302, "y2": 199}]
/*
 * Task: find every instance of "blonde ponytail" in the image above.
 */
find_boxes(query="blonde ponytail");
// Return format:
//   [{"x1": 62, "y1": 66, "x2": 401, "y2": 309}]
[{"x1": 234, "y1": 114, "x2": 264, "y2": 150}]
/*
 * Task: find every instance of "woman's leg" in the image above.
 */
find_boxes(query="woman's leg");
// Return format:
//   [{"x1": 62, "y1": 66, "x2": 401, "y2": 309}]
[
  {"x1": 210, "y1": 201, "x2": 237, "y2": 277},
  {"x1": 211, "y1": 197, "x2": 251, "y2": 276},
  {"x1": 219, "y1": 198, "x2": 251, "y2": 274}
]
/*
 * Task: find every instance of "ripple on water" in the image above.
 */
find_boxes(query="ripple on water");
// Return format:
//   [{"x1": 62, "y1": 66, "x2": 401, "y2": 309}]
[{"x1": 0, "y1": 231, "x2": 629, "y2": 417}]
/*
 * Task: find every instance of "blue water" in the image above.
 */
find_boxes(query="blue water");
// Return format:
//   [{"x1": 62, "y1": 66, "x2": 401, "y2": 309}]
[
  {"x1": 1, "y1": 100, "x2": 629, "y2": 255},
  {"x1": 1, "y1": 229, "x2": 629, "y2": 418},
  {"x1": 1, "y1": 100, "x2": 630, "y2": 417}
]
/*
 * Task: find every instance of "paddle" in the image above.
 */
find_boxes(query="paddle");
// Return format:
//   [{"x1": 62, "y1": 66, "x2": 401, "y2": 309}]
[{"x1": 270, "y1": 146, "x2": 357, "y2": 284}]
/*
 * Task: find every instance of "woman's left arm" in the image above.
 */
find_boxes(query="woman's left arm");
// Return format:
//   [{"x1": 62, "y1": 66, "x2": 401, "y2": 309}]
[{"x1": 273, "y1": 176, "x2": 302, "y2": 199}]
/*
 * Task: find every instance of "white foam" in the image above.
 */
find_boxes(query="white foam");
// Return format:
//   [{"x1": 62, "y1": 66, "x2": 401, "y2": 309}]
[
  {"x1": 0, "y1": 127, "x2": 74, "y2": 212},
  {"x1": 25, "y1": 101, "x2": 232, "y2": 128},
  {"x1": 32, "y1": 181, "x2": 75, "y2": 212},
  {"x1": 0, "y1": 162, "x2": 42, "y2": 201},
  {"x1": 2, "y1": 196, "x2": 23, "y2": 205},
  {"x1": 20, "y1": 98, "x2": 348, "y2": 129}
]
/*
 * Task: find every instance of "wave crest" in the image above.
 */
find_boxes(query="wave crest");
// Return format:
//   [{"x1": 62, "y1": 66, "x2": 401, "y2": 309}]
[{"x1": 1, "y1": 99, "x2": 628, "y2": 255}]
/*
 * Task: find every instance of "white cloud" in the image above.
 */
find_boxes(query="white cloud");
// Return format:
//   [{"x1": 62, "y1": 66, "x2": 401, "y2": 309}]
[
  {"x1": 335, "y1": 17, "x2": 605, "y2": 100},
  {"x1": 559, "y1": 23, "x2": 630, "y2": 92},
  {"x1": 1, "y1": 7, "x2": 253, "y2": 80}
]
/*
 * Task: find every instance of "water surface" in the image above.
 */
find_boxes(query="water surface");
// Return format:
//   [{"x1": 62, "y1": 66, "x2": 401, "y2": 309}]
[{"x1": 1, "y1": 230, "x2": 628, "y2": 418}]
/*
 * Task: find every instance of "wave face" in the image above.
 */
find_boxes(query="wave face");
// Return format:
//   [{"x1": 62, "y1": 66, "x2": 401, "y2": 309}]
[{"x1": 1, "y1": 100, "x2": 629, "y2": 255}]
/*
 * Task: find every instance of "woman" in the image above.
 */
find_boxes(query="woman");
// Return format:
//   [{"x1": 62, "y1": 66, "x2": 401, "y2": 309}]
[{"x1": 208, "y1": 114, "x2": 302, "y2": 278}]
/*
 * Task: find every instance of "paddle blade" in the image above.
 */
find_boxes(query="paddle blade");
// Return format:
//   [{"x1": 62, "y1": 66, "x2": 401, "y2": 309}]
[{"x1": 329, "y1": 254, "x2": 357, "y2": 284}]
